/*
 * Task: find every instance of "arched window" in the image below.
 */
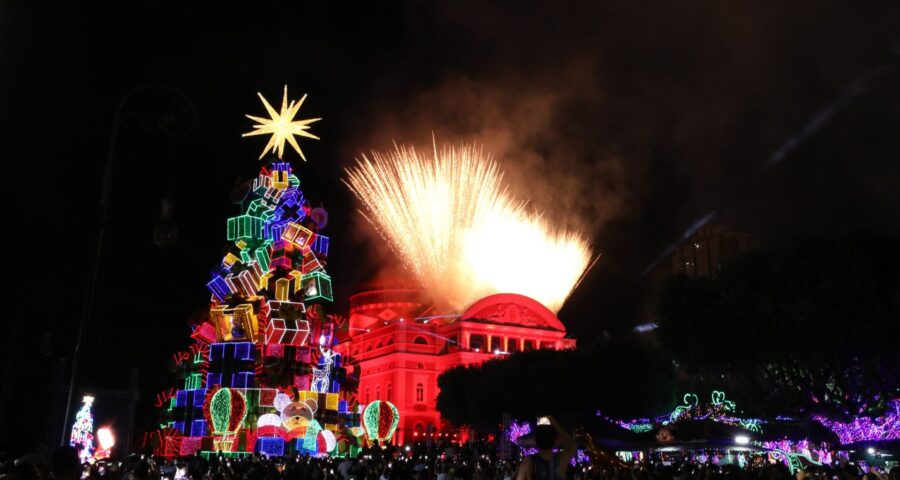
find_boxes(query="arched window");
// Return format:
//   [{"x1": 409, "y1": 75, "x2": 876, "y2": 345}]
[
  {"x1": 376, "y1": 341, "x2": 382, "y2": 349},
  {"x1": 387, "y1": 382, "x2": 392, "y2": 401},
  {"x1": 386, "y1": 337, "x2": 394, "y2": 345},
  {"x1": 413, "y1": 336, "x2": 429, "y2": 345},
  {"x1": 415, "y1": 383, "x2": 424, "y2": 402},
  {"x1": 365, "y1": 388, "x2": 370, "y2": 404},
  {"x1": 376, "y1": 385, "x2": 381, "y2": 399}
]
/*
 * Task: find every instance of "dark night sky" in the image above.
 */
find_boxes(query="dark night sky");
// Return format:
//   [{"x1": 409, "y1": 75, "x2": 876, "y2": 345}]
[{"x1": 4, "y1": 1, "x2": 900, "y2": 450}]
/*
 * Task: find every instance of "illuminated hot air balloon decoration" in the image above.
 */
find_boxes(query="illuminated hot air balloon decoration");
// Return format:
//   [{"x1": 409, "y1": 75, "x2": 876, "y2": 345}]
[
  {"x1": 203, "y1": 387, "x2": 247, "y2": 451},
  {"x1": 363, "y1": 400, "x2": 400, "y2": 442}
]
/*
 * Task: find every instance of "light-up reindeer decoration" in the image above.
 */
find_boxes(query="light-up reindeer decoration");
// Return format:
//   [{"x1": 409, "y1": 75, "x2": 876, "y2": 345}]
[{"x1": 311, "y1": 334, "x2": 337, "y2": 393}]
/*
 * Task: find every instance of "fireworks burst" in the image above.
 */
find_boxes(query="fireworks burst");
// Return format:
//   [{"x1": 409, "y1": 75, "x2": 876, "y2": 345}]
[{"x1": 343, "y1": 142, "x2": 592, "y2": 313}]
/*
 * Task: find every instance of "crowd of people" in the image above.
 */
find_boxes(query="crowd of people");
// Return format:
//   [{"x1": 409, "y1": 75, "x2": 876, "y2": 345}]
[
  {"x1": 1, "y1": 445, "x2": 897, "y2": 480},
  {"x1": 2, "y1": 418, "x2": 896, "y2": 480}
]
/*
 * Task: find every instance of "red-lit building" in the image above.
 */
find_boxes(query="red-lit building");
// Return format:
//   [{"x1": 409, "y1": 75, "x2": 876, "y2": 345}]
[{"x1": 335, "y1": 284, "x2": 576, "y2": 445}]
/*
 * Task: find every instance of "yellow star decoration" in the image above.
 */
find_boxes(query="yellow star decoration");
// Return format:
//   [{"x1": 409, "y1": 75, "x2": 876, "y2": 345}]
[{"x1": 243, "y1": 85, "x2": 321, "y2": 161}]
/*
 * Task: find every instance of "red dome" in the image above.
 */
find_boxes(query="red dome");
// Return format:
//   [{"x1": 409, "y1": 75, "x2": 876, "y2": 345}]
[{"x1": 460, "y1": 293, "x2": 566, "y2": 332}]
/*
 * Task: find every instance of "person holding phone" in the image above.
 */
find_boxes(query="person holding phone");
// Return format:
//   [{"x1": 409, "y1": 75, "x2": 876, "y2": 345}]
[{"x1": 516, "y1": 415, "x2": 576, "y2": 480}]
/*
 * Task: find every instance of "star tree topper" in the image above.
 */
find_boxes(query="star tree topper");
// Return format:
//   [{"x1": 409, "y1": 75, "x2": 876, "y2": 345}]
[{"x1": 243, "y1": 85, "x2": 321, "y2": 161}]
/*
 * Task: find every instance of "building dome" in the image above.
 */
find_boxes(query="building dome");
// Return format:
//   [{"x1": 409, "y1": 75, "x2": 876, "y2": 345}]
[{"x1": 460, "y1": 293, "x2": 566, "y2": 332}]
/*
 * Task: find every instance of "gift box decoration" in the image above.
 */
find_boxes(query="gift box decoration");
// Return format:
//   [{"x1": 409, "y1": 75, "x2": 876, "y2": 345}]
[
  {"x1": 254, "y1": 241, "x2": 272, "y2": 272},
  {"x1": 222, "y1": 252, "x2": 241, "y2": 270},
  {"x1": 227, "y1": 214, "x2": 264, "y2": 242},
  {"x1": 211, "y1": 304, "x2": 259, "y2": 342},
  {"x1": 301, "y1": 271, "x2": 333, "y2": 303},
  {"x1": 272, "y1": 162, "x2": 291, "y2": 190},
  {"x1": 264, "y1": 301, "x2": 309, "y2": 346},
  {"x1": 325, "y1": 393, "x2": 339, "y2": 412},
  {"x1": 262, "y1": 186, "x2": 284, "y2": 206},
  {"x1": 312, "y1": 235, "x2": 330, "y2": 258},
  {"x1": 191, "y1": 322, "x2": 218, "y2": 345},
  {"x1": 264, "y1": 269, "x2": 303, "y2": 300},
  {"x1": 247, "y1": 198, "x2": 274, "y2": 217},
  {"x1": 301, "y1": 251, "x2": 324, "y2": 275},
  {"x1": 225, "y1": 261, "x2": 265, "y2": 298},
  {"x1": 180, "y1": 437, "x2": 202, "y2": 456},
  {"x1": 282, "y1": 222, "x2": 316, "y2": 254},
  {"x1": 258, "y1": 388, "x2": 277, "y2": 407},
  {"x1": 253, "y1": 171, "x2": 273, "y2": 194},
  {"x1": 265, "y1": 318, "x2": 310, "y2": 346},
  {"x1": 258, "y1": 272, "x2": 273, "y2": 292},
  {"x1": 225, "y1": 269, "x2": 260, "y2": 298},
  {"x1": 274, "y1": 278, "x2": 292, "y2": 302},
  {"x1": 207, "y1": 275, "x2": 232, "y2": 303},
  {"x1": 269, "y1": 240, "x2": 302, "y2": 270},
  {"x1": 275, "y1": 199, "x2": 305, "y2": 224}
]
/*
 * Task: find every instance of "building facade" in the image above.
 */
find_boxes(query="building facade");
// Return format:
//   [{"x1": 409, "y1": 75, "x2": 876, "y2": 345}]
[
  {"x1": 671, "y1": 225, "x2": 759, "y2": 278},
  {"x1": 335, "y1": 285, "x2": 576, "y2": 445}
]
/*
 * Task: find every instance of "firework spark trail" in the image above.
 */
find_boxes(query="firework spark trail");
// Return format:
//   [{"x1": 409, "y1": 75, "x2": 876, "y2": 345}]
[{"x1": 343, "y1": 143, "x2": 592, "y2": 313}]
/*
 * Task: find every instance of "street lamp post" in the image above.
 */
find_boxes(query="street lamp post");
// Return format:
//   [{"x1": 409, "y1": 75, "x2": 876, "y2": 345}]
[{"x1": 60, "y1": 84, "x2": 197, "y2": 446}]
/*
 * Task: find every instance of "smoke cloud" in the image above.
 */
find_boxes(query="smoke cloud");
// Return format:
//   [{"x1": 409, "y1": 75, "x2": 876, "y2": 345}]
[{"x1": 337, "y1": 0, "x2": 900, "y2": 329}]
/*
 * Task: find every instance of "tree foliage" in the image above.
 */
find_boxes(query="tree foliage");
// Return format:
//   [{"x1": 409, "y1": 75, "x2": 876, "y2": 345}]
[
  {"x1": 436, "y1": 338, "x2": 676, "y2": 432},
  {"x1": 656, "y1": 233, "x2": 900, "y2": 419}
]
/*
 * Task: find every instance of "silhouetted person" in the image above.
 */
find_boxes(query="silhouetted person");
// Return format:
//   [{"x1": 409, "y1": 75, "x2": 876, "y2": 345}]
[
  {"x1": 50, "y1": 447, "x2": 81, "y2": 480},
  {"x1": 516, "y1": 416, "x2": 576, "y2": 480}
]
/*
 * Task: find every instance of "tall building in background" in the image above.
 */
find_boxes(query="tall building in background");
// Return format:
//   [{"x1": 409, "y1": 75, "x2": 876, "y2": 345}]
[
  {"x1": 671, "y1": 225, "x2": 759, "y2": 278},
  {"x1": 336, "y1": 283, "x2": 576, "y2": 445}
]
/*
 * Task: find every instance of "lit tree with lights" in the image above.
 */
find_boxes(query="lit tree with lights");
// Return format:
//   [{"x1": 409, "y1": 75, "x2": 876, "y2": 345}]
[
  {"x1": 146, "y1": 87, "x2": 362, "y2": 458},
  {"x1": 70, "y1": 396, "x2": 95, "y2": 463}
]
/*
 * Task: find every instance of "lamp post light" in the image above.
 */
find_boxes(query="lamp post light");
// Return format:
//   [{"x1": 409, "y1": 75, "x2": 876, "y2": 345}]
[{"x1": 60, "y1": 84, "x2": 197, "y2": 445}]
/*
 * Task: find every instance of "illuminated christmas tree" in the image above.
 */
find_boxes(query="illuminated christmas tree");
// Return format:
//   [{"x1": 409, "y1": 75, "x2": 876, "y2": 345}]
[
  {"x1": 70, "y1": 396, "x2": 95, "y2": 463},
  {"x1": 148, "y1": 87, "x2": 362, "y2": 458}
]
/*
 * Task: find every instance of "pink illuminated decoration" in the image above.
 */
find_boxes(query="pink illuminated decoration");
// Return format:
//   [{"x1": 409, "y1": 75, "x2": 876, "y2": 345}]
[
  {"x1": 814, "y1": 399, "x2": 900, "y2": 444},
  {"x1": 191, "y1": 322, "x2": 217, "y2": 344},
  {"x1": 506, "y1": 420, "x2": 531, "y2": 443}
]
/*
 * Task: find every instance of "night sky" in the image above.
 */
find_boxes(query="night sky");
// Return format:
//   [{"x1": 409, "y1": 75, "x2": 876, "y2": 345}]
[{"x1": 4, "y1": 1, "x2": 900, "y2": 451}]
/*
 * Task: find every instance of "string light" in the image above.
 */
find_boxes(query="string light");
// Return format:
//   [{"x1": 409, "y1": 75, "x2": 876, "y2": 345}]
[
  {"x1": 612, "y1": 391, "x2": 765, "y2": 433},
  {"x1": 814, "y1": 399, "x2": 900, "y2": 444}
]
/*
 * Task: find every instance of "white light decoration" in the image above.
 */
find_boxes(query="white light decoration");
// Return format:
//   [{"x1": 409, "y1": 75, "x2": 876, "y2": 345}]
[
  {"x1": 273, "y1": 393, "x2": 292, "y2": 413},
  {"x1": 243, "y1": 86, "x2": 320, "y2": 161},
  {"x1": 97, "y1": 428, "x2": 115, "y2": 450},
  {"x1": 735, "y1": 435, "x2": 750, "y2": 445},
  {"x1": 310, "y1": 344, "x2": 337, "y2": 393},
  {"x1": 321, "y1": 429, "x2": 337, "y2": 452},
  {"x1": 257, "y1": 413, "x2": 283, "y2": 428}
]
